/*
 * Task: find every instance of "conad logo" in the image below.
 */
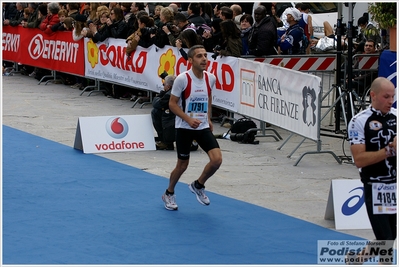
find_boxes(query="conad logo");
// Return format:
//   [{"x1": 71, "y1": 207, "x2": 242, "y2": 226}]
[{"x1": 105, "y1": 117, "x2": 129, "y2": 139}]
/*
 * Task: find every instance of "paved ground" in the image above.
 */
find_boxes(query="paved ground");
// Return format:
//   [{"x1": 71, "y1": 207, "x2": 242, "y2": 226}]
[{"x1": 2, "y1": 72, "x2": 375, "y2": 240}]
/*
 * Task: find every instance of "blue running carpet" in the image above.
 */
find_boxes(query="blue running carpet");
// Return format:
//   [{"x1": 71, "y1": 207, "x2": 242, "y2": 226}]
[{"x1": 3, "y1": 125, "x2": 365, "y2": 264}]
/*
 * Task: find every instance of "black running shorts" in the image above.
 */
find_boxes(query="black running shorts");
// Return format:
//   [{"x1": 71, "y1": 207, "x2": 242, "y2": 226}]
[{"x1": 175, "y1": 128, "x2": 220, "y2": 160}]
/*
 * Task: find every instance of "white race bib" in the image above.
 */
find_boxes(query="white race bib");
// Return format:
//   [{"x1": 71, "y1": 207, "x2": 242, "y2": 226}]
[{"x1": 372, "y1": 183, "x2": 397, "y2": 214}]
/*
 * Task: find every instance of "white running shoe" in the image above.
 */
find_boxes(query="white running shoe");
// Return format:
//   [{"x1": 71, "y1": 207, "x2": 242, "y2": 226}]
[
  {"x1": 162, "y1": 193, "x2": 178, "y2": 211},
  {"x1": 189, "y1": 181, "x2": 210, "y2": 205}
]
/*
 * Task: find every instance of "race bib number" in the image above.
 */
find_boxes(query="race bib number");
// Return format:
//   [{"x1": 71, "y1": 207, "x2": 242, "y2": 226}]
[
  {"x1": 372, "y1": 183, "x2": 397, "y2": 214},
  {"x1": 188, "y1": 101, "x2": 208, "y2": 119}
]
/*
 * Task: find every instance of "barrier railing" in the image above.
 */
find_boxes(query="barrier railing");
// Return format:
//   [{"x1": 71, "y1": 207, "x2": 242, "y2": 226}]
[
  {"x1": 5, "y1": 26, "x2": 375, "y2": 165},
  {"x1": 244, "y1": 54, "x2": 344, "y2": 165}
]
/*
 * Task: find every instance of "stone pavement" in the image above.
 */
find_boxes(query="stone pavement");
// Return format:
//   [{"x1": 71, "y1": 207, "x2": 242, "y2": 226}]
[{"x1": 2, "y1": 72, "x2": 374, "y2": 240}]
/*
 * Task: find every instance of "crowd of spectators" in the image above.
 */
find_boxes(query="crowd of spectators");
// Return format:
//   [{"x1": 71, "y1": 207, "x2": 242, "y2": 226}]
[{"x1": 3, "y1": 2, "x2": 389, "y2": 97}]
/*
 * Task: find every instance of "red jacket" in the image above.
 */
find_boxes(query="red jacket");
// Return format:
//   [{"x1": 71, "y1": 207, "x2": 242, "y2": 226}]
[{"x1": 39, "y1": 14, "x2": 60, "y2": 35}]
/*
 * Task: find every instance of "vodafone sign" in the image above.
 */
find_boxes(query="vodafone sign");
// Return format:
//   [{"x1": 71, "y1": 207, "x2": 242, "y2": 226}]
[{"x1": 74, "y1": 114, "x2": 156, "y2": 153}]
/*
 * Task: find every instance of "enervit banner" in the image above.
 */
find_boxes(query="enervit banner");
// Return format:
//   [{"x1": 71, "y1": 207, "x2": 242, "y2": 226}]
[
  {"x1": 83, "y1": 38, "x2": 240, "y2": 112},
  {"x1": 2, "y1": 26, "x2": 85, "y2": 76},
  {"x1": 238, "y1": 59, "x2": 321, "y2": 140}
]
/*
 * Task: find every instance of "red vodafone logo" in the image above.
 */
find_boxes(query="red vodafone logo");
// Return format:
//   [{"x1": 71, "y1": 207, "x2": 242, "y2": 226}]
[{"x1": 105, "y1": 117, "x2": 129, "y2": 139}]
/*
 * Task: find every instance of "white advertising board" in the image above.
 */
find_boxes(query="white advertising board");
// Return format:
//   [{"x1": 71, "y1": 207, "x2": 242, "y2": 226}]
[
  {"x1": 325, "y1": 179, "x2": 371, "y2": 230},
  {"x1": 74, "y1": 114, "x2": 156, "y2": 154}
]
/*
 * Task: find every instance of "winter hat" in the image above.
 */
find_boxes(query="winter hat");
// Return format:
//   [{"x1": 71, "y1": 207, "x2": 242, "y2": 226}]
[
  {"x1": 38, "y1": 4, "x2": 48, "y2": 16},
  {"x1": 75, "y1": 14, "x2": 87, "y2": 22},
  {"x1": 285, "y1": 7, "x2": 301, "y2": 21}
]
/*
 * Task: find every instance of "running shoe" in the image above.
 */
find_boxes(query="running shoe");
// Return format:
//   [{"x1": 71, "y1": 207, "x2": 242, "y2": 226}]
[
  {"x1": 162, "y1": 193, "x2": 178, "y2": 210},
  {"x1": 189, "y1": 181, "x2": 210, "y2": 205}
]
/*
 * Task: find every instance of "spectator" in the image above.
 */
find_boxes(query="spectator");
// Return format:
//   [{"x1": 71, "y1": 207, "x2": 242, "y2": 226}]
[
  {"x1": 131, "y1": 2, "x2": 145, "y2": 16},
  {"x1": 349, "y1": 39, "x2": 378, "y2": 96},
  {"x1": 120, "y1": 2, "x2": 132, "y2": 23},
  {"x1": 155, "y1": 7, "x2": 174, "y2": 48},
  {"x1": 297, "y1": 3, "x2": 313, "y2": 54},
  {"x1": 357, "y1": 14, "x2": 381, "y2": 49},
  {"x1": 168, "y1": 3, "x2": 179, "y2": 15},
  {"x1": 167, "y1": 12, "x2": 195, "y2": 47},
  {"x1": 66, "y1": 3, "x2": 80, "y2": 20},
  {"x1": 152, "y1": 75, "x2": 177, "y2": 150},
  {"x1": 107, "y1": 7, "x2": 128, "y2": 39},
  {"x1": 95, "y1": 5, "x2": 109, "y2": 25},
  {"x1": 203, "y1": 17, "x2": 222, "y2": 52},
  {"x1": 278, "y1": 7, "x2": 304, "y2": 55},
  {"x1": 219, "y1": 6, "x2": 233, "y2": 21},
  {"x1": 69, "y1": 14, "x2": 91, "y2": 90},
  {"x1": 51, "y1": 9, "x2": 68, "y2": 32},
  {"x1": 271, "y1": 3, "x2": 283, "y2": 27},
  {"x1": 3, "y1": 2, "x2": 26, "y2": 26},
  {"x1": 240, "y1": 14, "x2": 254, "y2": 55},
  {"x1": 72, "y1": 14, "x2": 89, "y2": 41},
  {"x1": 200, "y1": 3, "x2": 212, "y2": 26},
  {"x1": 175, "y1": 28, "x2": 203, "y2": 60},
  {"x1": 146, "y1": 3, "x2": 156, "y2": 17},
  {"x1": 126, "y1": 3, "x2": 145, "y2": 37},
  {"x1": 212, "y1": 3, "x2": 228, "y2": 20},
  {"x1": 2, "y1": 3, "x2": 17, "y2": 22},
  {"x1": 21, "y1": 7, "x2": 31, "y2": 24},
  {"x1": 153, "y1": 5, "x2": 163, "y2": 28},
  {"x1": 230, "y1": 4, "x2": 243, "y2": 29},
  {"x1": 63, "y1": 17, "x2": 73, "y2": 31},
  {"x1": 187, "y1": 3, "x2": 206, "y2": 27},
  {"x1": 89, "y1": 9, "x2": 110, "y2": 43},
  {"x1": 81, "y1": 3, "x2": 90, "y2": 17},
  {"x1": 248, "y1": 4, "x2": 278, "y2": 56},
  {"x1": 39, "y1": 2, "x2": 60, "y2": 35},
  {"x1": 27, "y1": 3, "x2": 49, "y2": 79},
  {"x1": 125, "y1": 15, "x2": 156, "y2": 56},
  {"x1": 214, "y1": 19, "x2": 242, "y2": 58},
  {"x1": 108, "y1": 2, "x2": 119, "y2": 11},
  {"x1": 87, "y1": 3, "x2": 100, "y2": 22}
]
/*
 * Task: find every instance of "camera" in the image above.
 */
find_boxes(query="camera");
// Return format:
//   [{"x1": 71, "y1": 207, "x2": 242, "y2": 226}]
[
  {"x1": 159, "y1": 70, "x2": 168, "y2": 79},
  {"x1": 141, "y1": 26, "x2": 158, "y2": 35},
  {"x1": 165, "y1": 22, "x2": 178, "y2": 34},
  {"x1": 211, "y1": 45, "x2": 221, "y2": 60},
  {"x1": 229, "y1": 131, "x2": 258, "y2": 144}
]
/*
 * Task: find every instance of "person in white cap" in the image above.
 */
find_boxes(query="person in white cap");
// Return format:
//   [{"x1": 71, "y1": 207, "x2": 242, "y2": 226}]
[{"x1": 278, "y1": 7, "x2": 306, "y2": 55}]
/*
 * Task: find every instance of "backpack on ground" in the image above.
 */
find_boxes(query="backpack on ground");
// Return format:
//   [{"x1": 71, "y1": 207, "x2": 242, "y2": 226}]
[{"x1": 226, "y1": 117, "x2": 259, "y2": 144}]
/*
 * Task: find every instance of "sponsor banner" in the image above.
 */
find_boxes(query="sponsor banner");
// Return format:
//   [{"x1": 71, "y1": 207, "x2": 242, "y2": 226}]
[
  {"x1": 325, "y1": 180, "x2": 371, "y2": 230},
  {"x1": 2, "y1": 26, "x2": 84, "y2": 75},
  {"x1": 378, "y1": 50, "x2": 397, "y2": 108},
  {"x1": 317, "y1": 240, "x2": 395, "y2": 265},
  {"x1": 83, "y1": 39, "x2": 240, "y2": 112},
  {"x1": 238, "y1": 59, "x2": 321, "y2": 140},
  {"x1": 74, "y1": 114, "x2": 156, "y2": 154}
]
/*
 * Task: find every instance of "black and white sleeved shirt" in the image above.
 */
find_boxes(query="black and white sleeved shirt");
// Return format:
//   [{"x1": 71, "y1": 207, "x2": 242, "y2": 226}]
[{"x1": 348, "y1": 106, "x2": 397, "y2": 184}]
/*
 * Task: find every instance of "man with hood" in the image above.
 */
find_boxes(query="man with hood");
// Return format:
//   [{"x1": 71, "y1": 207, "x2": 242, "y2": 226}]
[{"x1": 278, "y1": 7, "x2": 305, "y2": 55}]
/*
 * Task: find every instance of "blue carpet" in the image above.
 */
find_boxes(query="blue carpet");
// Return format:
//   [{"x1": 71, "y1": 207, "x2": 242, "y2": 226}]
[{"x1": 2, "y1": 125, "x2": 364, "y2": 264}]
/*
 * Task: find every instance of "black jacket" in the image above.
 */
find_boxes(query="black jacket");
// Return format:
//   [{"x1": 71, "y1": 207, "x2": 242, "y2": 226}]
[{"x1": 248, "y1": 15, "x2": 278, "y2": 56}]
